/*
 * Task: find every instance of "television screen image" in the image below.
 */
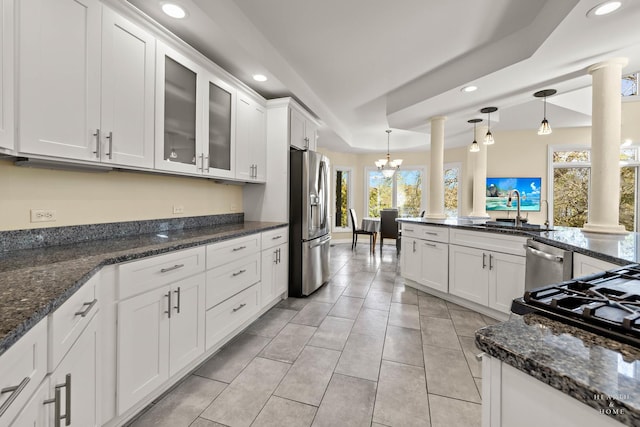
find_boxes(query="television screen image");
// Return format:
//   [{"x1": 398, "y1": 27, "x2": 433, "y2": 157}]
[{"x1": 486, "y1": 177, "x2": 541, "y2": 212}]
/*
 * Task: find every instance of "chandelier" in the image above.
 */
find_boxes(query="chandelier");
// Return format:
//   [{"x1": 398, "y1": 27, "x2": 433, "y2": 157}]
[{"x1": 375, "y1": 129, "x2": 403, "y2": 178}]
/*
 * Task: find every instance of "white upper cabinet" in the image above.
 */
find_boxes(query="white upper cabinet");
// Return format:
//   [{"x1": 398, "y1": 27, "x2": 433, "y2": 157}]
[
  {"x1": 18, "y1": 0, "x2": 102, "y2": 161},
  {"x1": 236, "y1": 91, "x2": 266, "y2": 182},
  {"x1": 203, "y1": 72, "x2": 236, "y2": 178},
  {"x1": 100, "y1": 8, "x2": 155, "y2": 168},
  {"x1": 290, "y1": 106, "x2": 318, "y2": 151},
  {"x1": 18, "y1": 1, "x2": 156, "y2": 168},
  {"x1": 0, "y1": 0, "x2": 14, "y2": 152}
]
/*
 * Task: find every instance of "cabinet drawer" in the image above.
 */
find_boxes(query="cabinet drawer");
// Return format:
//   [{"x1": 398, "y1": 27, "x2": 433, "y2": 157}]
[
  {"x1": 0, "y1": 320, "x2": 47, "y2": 426},
  {"x1": 206, "y1": 234, "x2": 260, "y2": 270},
  {"x1": 205, "y1": 283, "x2": 261, "y2": 350},
  {"x1": 450, "y1": 229, "x2": 526, "y2": 256},
  {"x1": 206, "y1": 254, "x2": 261, "y2": 309},
  {"x1": 401, "y1": 224, "x2": 449, "y2": 243},
  {"x1": 118, "y1": 246, "x2": 205, "y2": 299},
  {"x1": 400, "y1": 223, "x2": 422, "y2": 239},
  {"x1": 49, "y1": 274, "x2": 99, "y2": 371},
  {"x1": 261, "y1": 227, "x2": 288, "y2": 250}
]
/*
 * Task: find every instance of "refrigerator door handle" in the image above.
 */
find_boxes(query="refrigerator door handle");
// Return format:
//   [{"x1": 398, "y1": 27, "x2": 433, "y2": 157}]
[{"x1": 318, "y1": 160, "x2": 328, "y2": 230}]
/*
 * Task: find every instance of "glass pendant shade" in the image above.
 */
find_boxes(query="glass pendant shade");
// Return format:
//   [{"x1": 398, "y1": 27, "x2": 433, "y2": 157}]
[
  {"x1": 534, "y1": 89, "x2": 556, "y2": 136},
  {"x1": 538, "y1": 118, "x2": 552, "y2": 135},
  {"x1": 484, "y1": 130, "x2": 495, "y2": 145},
  {"x1": 480, "y1": 107, "x2": 497, "y2": 145},
  {"x1": 468, "y1": 118, "x2": 483, "y2": 152},
  {"x1": 375, "y1": 130, "x2": 401, "y2": 177},
  {"x1": 469, "y1": 140, "x2": 480, "y2": 152}
]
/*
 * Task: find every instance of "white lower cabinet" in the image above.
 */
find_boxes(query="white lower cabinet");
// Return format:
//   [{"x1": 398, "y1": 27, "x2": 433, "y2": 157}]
[
  {"x1": 117, "y1": 273, "x2": 205, "y2": 415},
  {"x1": 10, "y1": 379, "x2": 50, "y2": 427},
  {"x1": 261, "y1": 243, "x2": 288, "y2": 305},
  {"x1": 205, "y1": 283, "x2": 261, "y2": 350},
  {"x1": 572, "y1": 252, "x2": 621, "y2": 278},
  {"x1": 401, "y1": 237, "x2": 421, "y2": 281},
  {"x1": 419, "y1": 240, "x2": 449, "y2": 293},
  {"x1": 45, "y1": 314, "x2": 99, "y2": 427},
  {"x1": 449, "y1": 245, "x2": 525, "y2": 314}
]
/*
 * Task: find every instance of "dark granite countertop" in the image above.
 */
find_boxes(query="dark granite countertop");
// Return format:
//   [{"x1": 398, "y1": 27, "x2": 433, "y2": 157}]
[
  {"x1": 0, "y1": 221, "x2": 287, "y2": 356},
  {"x1": 397, "y1": 217, "x2": 637, "y2": 265},
  {"x1": 475, "y1": 314, "x2": 640, "y2": 425}
]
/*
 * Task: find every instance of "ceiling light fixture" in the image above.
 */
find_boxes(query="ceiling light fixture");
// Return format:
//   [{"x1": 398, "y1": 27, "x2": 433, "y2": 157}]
[
  {"x1": 461, "y1": 85, "x2": 478, "y2": 93},
  {"x1": 587, "y1": 1, "x2": 622, "y2": 17},
  {"x1": 534, "y1": 89, "x2": 557, "y2": 135},
  {"x1": 252, "y1": 74, "x2": 268, "y2": 82},
  {"x1": 375, "y1": 130, "x2": 403, "y2": 178},
  {"x1": 480, "y1": 107, "x2": 497, "y2": 145},
  {"x1": 468, "y1": 119, "x2": 482, "y2": 153},
  {"x1": 162, "y1": 3, "x2": 187, "y2": 19}
]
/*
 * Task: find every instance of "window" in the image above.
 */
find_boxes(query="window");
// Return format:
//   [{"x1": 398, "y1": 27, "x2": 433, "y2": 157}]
[
  {"x1": 444, "y1": 163, "x2": 461, "y2": 217},
  {"x1": 334, "y1": 167, "x2": 352, "y2": 231},
  {"x1": 366, "y1": 167, "x2": 425, "y2": 218},
  {"x1": 622, "y1": 72, "x2": 639, "y2": 97},
  {"x1": 550, "y1": 146, "x2": 638, "y2": 231}
]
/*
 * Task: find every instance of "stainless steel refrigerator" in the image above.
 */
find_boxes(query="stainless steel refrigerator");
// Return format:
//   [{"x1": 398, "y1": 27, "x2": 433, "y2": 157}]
[{"x1": 289, "y1": 149, "x2": 331, "y2": 297}]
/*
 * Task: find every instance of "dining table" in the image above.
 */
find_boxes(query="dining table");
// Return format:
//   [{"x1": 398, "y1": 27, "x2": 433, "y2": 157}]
[{"x1": 361, "y1": 217, "x2": 381, "y2": 252}]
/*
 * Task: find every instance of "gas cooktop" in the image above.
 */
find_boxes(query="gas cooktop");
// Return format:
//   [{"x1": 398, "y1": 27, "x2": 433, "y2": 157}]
[{"x1": 512, "y1": 264, "x2": 640, "y2": 347}]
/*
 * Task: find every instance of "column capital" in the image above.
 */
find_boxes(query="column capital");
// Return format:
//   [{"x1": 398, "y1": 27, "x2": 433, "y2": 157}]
[
  {"x1": 588, "y1": 57, "x2": 629, "y2": 74},
  {"x1": 429, "y1": 116, "x2": 447, "y2": 123}
]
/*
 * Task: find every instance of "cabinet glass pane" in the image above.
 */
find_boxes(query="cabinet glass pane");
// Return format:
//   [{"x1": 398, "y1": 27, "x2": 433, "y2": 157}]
[
  {"x1": 164, "y1": 56, "x2": 196, "y2": 165},
  {"x1": 208, "y1": 82, "x2": 232, "y2": 170}
]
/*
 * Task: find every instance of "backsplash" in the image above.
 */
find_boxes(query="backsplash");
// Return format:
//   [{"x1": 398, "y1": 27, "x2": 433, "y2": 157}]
[{"x1": 0, "y1": 213, "x2": 244, "y2": 252}]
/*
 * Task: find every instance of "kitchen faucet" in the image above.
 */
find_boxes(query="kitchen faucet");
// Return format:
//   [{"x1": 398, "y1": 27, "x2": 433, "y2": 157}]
[
  {"x1": 506, "y1": 190, "x2": 523, "y2": 227},
  {"x1": 542, "y1": 199, "x2": 550, "y2": 230}
]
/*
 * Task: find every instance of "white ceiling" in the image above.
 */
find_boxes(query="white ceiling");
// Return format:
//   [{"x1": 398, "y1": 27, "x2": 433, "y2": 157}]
[{"x1": 127, "y1": 0, "x2": 640, "y2": 153}]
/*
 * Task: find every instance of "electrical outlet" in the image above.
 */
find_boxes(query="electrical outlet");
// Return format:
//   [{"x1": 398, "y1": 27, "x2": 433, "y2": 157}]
[
  {"x1": 31, "y1": 209, "x2": 57, "y2": 223},
  {"x1": 173, "y1": 205, "x2": 184, "y2": 214}
]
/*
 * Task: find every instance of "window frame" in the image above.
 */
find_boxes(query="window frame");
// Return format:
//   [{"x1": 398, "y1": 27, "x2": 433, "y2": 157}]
[
  {"x1": 332, "y1": 165, "x2": 353, "y2": 232},
  {"x1": 363, "y1": 165, "x2": 427, "y2": 218},
  {"x1": 444, "y1": 162, "x2": 462, "y2": 218}
]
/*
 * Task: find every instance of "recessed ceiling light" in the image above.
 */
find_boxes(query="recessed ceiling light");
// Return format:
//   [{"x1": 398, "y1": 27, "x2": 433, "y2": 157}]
[
  {"x1": 587, "y1": 1, "x2": 622, "y2": 17},
  {"x1": 461, "y1": 85, "x2": 478, "y2": 93},
  {"x1": 162, "y1": 3, "x2": 187, "y2": 19},
  {"x1": 252, "y1": 74, "x2": 268, "y2": 82}
]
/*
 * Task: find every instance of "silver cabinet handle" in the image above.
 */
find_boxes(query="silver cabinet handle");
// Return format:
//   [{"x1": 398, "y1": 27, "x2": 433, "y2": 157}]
[
  {"x1": 174, "y1": 287, "x2": 181, "y2": 314},
  {"x1": 304, "y1": 136, "x2": 310, "y2": 148},
  {"x1": 92, "y1": 129, "x2": 100, "y2": 158},
  {"x1": 424, "y1": 242, "x2": 437, "y2": 248},
  {"x1": 254, "y1": 164, "x2": 258, "y2": 177},
  {"x1": 204, "y1": 155, "x2": 210, "y2": 173},
  {"x1": 482, "y1": 253, "x2": 487, "y2": 269},
  {"x1": 74, "y1": 299, "x2": 97, "y2": 317},
  {"x1": 425, "y1": 231, "x2": 438, "y2": 236},
  {"x1": 273, "y1": 249, "x2": 278, "y2": 264},
  {"x1": 232, "y1": 269, "x2": 247, "y2": 277},
  {"x1": 232, "y1": 303, "x2": 246, "y2": 312},
  {"x1": 198, "y1": 153, "x2": 204, "y2": 171},
  {"x1": 277, "y1": 248, "x2": 281, "y2": 264},
  {"x1": 43, "y1": 374, "x2": 71, "y2": 427},
  {"x1": 160, "y1": 264, "x2": 184, "y2": 273},
  {"x1": 489, "y1": 254, "x2": 493, "y2": 270},
  {"x1": 232, "y1": 246, "x2": 247, "y2": 252},
  {"x1": 0, "y1": 377, "x2": 30, "y2": 417},
  {"x1": 105, "y1": 131, "x2": 113, "y2": 159},
  {"x1": 412, "y1": 240, "x2": 416, "y2": 252},
  {"x1": 271, "y1": 235, "x2": 282, "y2": 240},
  {"x1": 164, "y1": 291, "x2": 172, "y2": 318},
  {"x1": 476, "y1": 352, "x2": 486, "y2": 361},
  {"x1": 405, "y1": 228, "x2": 414, "y2": 232}
]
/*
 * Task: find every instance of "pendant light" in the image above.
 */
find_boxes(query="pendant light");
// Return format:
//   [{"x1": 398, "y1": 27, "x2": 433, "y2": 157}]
[
  {"x1": 480, "y1": 107, "x2": 497, "y2": 145},
  {"x1": 468, "y1": 119, "x2": 482, "y2": 152},
  {"x1": 534, "y1": 89, "x2": 557, "y2": 135},
  {"x1": 375, "y1": 130, "x2": 403, "y2": 177}
]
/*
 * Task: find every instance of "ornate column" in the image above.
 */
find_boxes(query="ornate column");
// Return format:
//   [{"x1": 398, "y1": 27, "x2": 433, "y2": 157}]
[
  {"x1": 426, "y1": 116, "x2": 447, "y2": 219},
  {"x1": 470, "y1": 125, "x2": 490, "y2": 218},
  {"x1": 583, "y1": 57, "x2": 628, "y2": 234}
]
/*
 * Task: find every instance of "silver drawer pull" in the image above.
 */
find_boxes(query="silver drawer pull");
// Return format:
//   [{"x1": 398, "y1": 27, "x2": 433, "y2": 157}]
[
  {"x1": 0, "y1": 377, "x2": 30, "y2": 417},
  {"x1": 405, "y1": 228, "x2": 414, "y2": 232},
  {"x1": 232, "y1": 269, "x2": 247, "y2": 277},
  {"x1": 232, "y1": 303, "x2": 246, "y2": 312},
  {"x1": 271, "y1": 235, "x2": 282, "y2": 240},
  {"x1": 475, "y1": 352, "x2": 486, "y2": 361},
  {"x1": 160, "y1": 264, "x2": 184, "y2": 273},
  {"x1": 424, "y1": 242, "x2": 437, "y2": 248},
  {"x1": 74, "y1": 299, "x2": 98, "y2": 317},
  {"x1": 232, "y1": 245, "x2": 247, "y2": 252},
  {"x1": 425, "y1": 231, "x2": 438, "y2": 236}
]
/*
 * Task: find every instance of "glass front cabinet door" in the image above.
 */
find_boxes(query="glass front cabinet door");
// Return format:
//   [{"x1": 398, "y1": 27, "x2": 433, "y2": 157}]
[{"x1": 155, "y1": 41, "x2": 235, "y2": 177}]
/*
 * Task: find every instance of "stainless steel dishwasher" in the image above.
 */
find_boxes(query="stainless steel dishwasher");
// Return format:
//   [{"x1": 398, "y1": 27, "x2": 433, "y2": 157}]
[{"x1": 524, "y1": 239, "x2": 573, "y2": 290}]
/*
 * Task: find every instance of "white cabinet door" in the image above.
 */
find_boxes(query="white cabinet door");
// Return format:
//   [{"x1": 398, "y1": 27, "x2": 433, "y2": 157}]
[
  {"x1": 261, "y1": 244, "x2": 287, "y2": 306},
  {"x1": 572, "y1": 252, "x2": 621, "y2": 278},
  {"x1": 101, "y1": 8, "x2": 155, "y2": 168},
  {"x1": 18, "y1": 0, "x2": 101, "y2": 160},
  {"x1": 401, "y1": 237, "x2": 421, "y2": 281},
  {"x1": 117, "y1": 285, "x2": 170, "y2": 415},
  {"x1": 10, "y1": 378, "x2": 50, "y2": 427},
  {"x1": 275, "y1": 243, "x2": 289, "y2": 296},
  {"x1": 0, "y1": 0, "x2": 14, "y2": 152},
  {"x1": 236, "y1": 93, "x2": 266, "y2": 181},
  {"x1": 419, "y1": 240, "x2": 449, "y2": 293},
  {"x1": 289, "y1": 107, "x2": 307, "y2": 150},
  {"x1": 169, "y1": 274, "x2": 206, "y2": 376},
  {"x1": 488, "y1": 252, "x2": 525, "y2": 314},
  {"x1": 47, "y1": 314, "x2": 99, "y2": 427},
  {"x1": 449, "y1": 245, "x2": 489, "y2": 305},
  {"x1": 155, "y1": 41, "x2": 203, "y2": 174},
  {"x1": 203, "y1": 74, "x2": 235, "y2": 178}
]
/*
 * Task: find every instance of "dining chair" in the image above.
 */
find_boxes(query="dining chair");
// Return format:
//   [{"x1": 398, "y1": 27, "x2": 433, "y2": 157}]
[
  {"x1": 380, "y1": 209, "x2": 400, "y2": 253},
  {"x1": 349, "y1": 208, "x2": 375, "y2": 251}
]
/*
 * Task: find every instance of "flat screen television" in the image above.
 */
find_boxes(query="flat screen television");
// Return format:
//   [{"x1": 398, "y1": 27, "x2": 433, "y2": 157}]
[{"x1": 486, "y1": 177, "x2": 541, "y2": 212}]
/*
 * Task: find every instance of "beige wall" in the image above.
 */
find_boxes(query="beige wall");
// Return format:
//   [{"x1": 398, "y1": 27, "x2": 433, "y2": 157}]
[{"x1": 0, "y1": 159, "x2": 243, "y2": 231}]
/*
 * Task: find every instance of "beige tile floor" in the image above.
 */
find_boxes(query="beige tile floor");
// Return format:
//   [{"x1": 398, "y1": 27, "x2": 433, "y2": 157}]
[{"x1": 128, "y1": 243, "x2": 499, "y2": 427}]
